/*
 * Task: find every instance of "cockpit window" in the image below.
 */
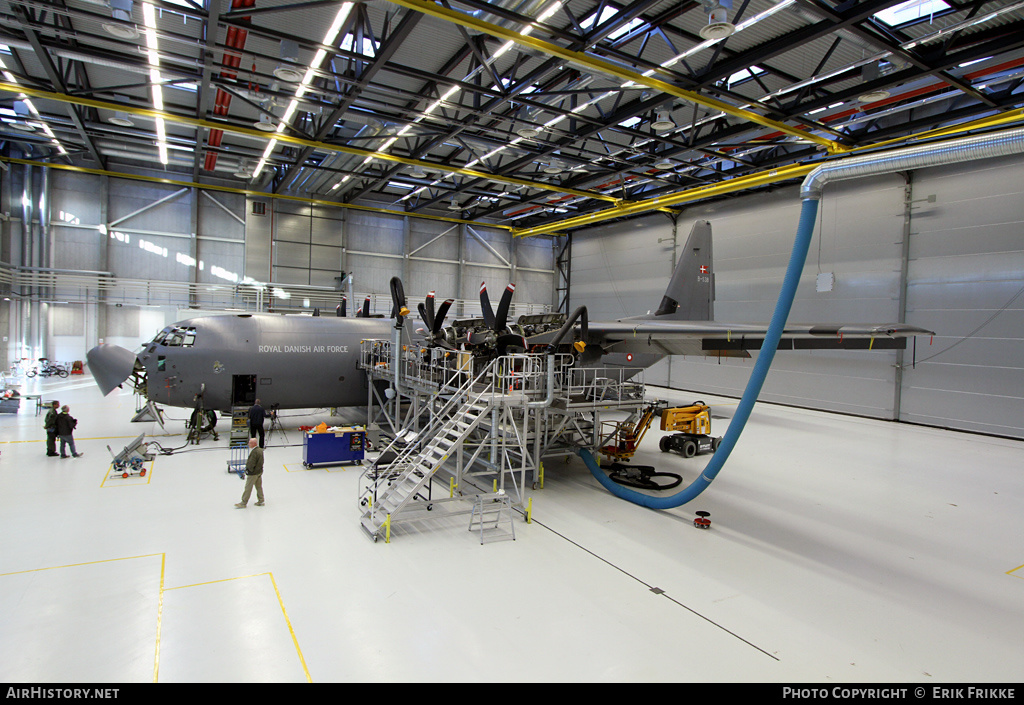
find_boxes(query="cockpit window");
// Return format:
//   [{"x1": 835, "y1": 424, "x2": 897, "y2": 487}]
[{"x1": 156, "y1": 326, "x2": 196, "y2": 347}]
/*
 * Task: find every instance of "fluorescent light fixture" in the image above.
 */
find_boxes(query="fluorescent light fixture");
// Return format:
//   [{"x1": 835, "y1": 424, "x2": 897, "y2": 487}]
[
  {"x1": 253, "y1": 3, "x2": 354, "y2": 180},
  {"x1": 142, "y1": 1, "x2": 168, "y2": 164}
]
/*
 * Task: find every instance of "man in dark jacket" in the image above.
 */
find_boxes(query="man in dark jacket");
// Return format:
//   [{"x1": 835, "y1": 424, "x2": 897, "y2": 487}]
[
  {"x1": 44, "y1": 400, "x2": 60, "y2": 456},
  {"x1": 235, "y1": 438, "x2": 264, "y2": 508},
  {"x1": 248, "y1": 399, "x2": 266, "y2": 448},
  {"x1": 55, "y1": 405, "x2": 83, "y2": 458}
]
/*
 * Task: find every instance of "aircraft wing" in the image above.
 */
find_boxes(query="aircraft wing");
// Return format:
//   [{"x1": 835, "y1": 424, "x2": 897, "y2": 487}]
[{"x1": 584, "y1": 320, "x2": 935, "y2": 356}]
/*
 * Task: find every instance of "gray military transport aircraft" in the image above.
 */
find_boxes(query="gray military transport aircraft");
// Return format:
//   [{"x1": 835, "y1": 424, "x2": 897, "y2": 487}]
[{"x1": 86, "y1": 220, "x2": 933, "y2": 414}]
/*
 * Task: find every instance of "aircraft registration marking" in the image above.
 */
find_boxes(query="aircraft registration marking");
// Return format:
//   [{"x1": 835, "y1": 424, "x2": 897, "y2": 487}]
[{"x1": 258, "y1": 345, "x2": 349, "y2": 353}]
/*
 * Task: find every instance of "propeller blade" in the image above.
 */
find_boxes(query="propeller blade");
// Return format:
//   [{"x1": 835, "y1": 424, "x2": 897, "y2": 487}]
[
  {"x1": 496, "y1": 333, "x2": 527, "y2": 356},
  {"x1": 360, "y1": 296, "x2": 370, "y2": 318},
  {"x1": 494, "y1": 283, "x2": 515, "y2": 332},
  {"x1": 480, "y1": 282, "x2": 495, "y2": 329},
  {"x1": 467, "y1": 329, "x2": 494, "y2": 347},
  {"x1": 312, "y1": 308, "x2": 320, "y2": 317},
  {"x1": 424, "y1": 291, "x2": 436, "y2": 331},
  {"x1": 337, "y1": 297, "x2": 346, "y2": 317},
  {"x1": 433, "y1": 298, "x2": 454, "y2": 334},
  {"x1": 417, "y1": 302, "x2": 428, "y2": 327}
]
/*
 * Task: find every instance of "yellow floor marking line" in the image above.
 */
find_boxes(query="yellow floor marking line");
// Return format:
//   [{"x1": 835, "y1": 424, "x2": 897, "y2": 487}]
[
  {"x1": 154, "y1": 553, "x2": 165, "y2": 683},
  {"x1": 269, "y1": 571, "x2": 313, "y2": 683},
  {"x1": 0, "y1": 552, "x2": 167, "y2": 683},
  {"x1": 0, "y1": 552, "x2": 164, "y2": 576},
  {"x1": 0, "y1": 434, "x2": 176, "y2": 445},
  {"x1": 1007, "y1": 564, "x2": 1024, "y2": 579},
  {"x1": 164, "y1": 572, "x2": 312, "y2": 682},
  {"x1": 163, "y1": 573, "x2": 272, "y2": 591}
]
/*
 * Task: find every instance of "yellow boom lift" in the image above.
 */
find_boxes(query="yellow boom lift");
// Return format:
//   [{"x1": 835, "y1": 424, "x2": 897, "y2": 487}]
[{"x1": 600, "y1": 400, "x2": 720, "y2": 462}]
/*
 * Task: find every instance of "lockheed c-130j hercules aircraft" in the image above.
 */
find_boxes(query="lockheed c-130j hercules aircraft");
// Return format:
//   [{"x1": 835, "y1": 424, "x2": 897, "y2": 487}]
[{"x1": 86, "y1": 221, "x2": 933, "y2": 414}]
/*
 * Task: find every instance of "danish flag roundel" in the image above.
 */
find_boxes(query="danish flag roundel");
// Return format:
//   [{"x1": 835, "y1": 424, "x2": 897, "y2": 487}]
[{"x1": 699, "y1": 265, "x2": 709, "y2": 273}]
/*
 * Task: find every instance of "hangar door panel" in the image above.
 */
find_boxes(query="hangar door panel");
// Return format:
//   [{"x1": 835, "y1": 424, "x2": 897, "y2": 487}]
[
  {"x1": 570, "y1": 178, "x2": 907, "y2": 417},
  {"x1": 899, "y1": 156, "x2": 1024, "y2": 438}
]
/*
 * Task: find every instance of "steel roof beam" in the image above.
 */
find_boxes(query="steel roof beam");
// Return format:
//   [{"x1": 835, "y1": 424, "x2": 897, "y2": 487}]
[{"x1": 11, "y1": 2, "x2": 105, "y2": 167}]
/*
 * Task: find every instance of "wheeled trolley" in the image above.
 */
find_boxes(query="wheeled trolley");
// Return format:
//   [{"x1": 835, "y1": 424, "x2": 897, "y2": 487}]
[
  {"x1": 107, "y1": 444, "x2": 147, "y2": 479},
  {"x1": 303, "y1": 427, "x2": 365, "y2": 468},
  {"x1": 226, "y1": 442, "x2": 247, "y2": 479}
]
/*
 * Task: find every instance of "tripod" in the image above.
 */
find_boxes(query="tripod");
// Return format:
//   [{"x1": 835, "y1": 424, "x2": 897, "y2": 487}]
[{"x1": 267, "y1": 403, "x2": 287, "y2": 444}]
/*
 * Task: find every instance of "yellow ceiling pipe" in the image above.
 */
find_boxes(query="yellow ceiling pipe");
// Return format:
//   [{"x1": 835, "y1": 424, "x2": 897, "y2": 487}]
[
  {"x1": 0, "y1": 81, "x2": 620, "y2": 204},
  {"x1": 386, "y1": 0, "x2": 846, "y2": 154}
]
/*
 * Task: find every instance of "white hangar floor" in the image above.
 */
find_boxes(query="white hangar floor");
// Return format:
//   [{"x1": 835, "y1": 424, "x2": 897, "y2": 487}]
[{"x1": 0, "y1": 374, "x2": 1021, "y2": 683}]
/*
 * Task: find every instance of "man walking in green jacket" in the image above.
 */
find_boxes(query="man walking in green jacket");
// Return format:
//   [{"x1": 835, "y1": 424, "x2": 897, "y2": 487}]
[
  {"x1": 44, "y1": 400, "x2": 60, "y2": 457},
  {"x1": 235, "y1": 438, "x2": 265, "y2": 508}
]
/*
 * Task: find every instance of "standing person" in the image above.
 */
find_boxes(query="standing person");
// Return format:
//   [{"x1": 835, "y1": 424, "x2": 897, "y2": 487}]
[
  {"x1": 248, "y1": 398, "x2": 266, "y2": 449},
  {"x1": 44, "y1": 400, "x2": 60, "y2": 457},
  {"x1": 55, "y1": 405, "x2": 83, "y2": 458},
  {"x1": 235, "y1": 438, "x2": 264, "y2": 508}
]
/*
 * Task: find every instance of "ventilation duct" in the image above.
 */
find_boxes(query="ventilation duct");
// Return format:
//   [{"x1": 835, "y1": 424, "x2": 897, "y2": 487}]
[
  {"x1": 10, "y1": 100, "x2": 36, "y2": 131},
  {"x1": 651, "y1": 110, "x2": 675, "y2": 131},
  {"x1": 273, "y1": 39, "x2": 304, "y2": 83},
  {"x1": 102, "y1": 0, "x2": 140, "y2": 39},
  {"x1": 699, "y1": 0, "x2": 735, "y2": 39},
  {"x1": 108, "y1": 111, "x2": 135, "y2": 127}
]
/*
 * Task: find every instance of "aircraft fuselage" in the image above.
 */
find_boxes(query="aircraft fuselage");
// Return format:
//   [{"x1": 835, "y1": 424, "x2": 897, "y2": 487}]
[{"x1": 139, "y1": 314, "x2": 393, "y2": 412}]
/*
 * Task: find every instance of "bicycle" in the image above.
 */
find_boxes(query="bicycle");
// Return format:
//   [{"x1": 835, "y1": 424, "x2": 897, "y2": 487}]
[{"x1": 26, "y1": 358, "x2": 69, "y2": 378}]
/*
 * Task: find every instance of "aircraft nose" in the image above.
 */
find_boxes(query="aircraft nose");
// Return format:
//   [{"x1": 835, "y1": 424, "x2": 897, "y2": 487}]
[{"x1": 86, "y1": 343, "x2": 138, "y2": 396}]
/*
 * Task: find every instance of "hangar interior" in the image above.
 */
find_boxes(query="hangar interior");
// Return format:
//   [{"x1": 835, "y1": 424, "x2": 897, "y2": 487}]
[{"x1": 0, "y1": 0, "x2": 1022, "y2": 683}]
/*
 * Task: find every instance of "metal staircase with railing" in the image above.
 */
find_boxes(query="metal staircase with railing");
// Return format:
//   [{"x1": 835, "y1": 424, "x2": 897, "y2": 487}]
[
  {"x1": 357, "y1": 343, "x2": 649, "y2": 543},
  {"x1": 358, "y1": 371, "x2": 494, "y2": 542}
]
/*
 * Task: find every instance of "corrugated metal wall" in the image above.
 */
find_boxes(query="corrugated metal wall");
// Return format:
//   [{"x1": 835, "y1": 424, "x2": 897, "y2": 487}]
[
  {"x1": 27, "y1": 172, "x2": 556, "y2": 358},
  {"x1": 570, "y1": 156, "x2": 1024, "y2": 439}
]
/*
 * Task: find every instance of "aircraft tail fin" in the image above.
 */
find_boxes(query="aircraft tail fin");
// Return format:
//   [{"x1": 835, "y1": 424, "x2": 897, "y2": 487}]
[{"x1": 652, "y1": 220, "x2": 714, "y2": 321}]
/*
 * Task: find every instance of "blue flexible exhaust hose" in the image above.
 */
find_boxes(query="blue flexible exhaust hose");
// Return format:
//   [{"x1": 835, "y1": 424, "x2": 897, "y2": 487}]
[{"x1": 580, "y1": 197, "x2": 822, "y2": 509}]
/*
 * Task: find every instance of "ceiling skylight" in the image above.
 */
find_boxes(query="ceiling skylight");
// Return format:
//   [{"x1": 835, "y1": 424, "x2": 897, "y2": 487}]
[
  {"x1": 581, "y1": 5, "x2": 645, "y2": 41},
  {"x1": 874, "y1": 0, "x2": 951, "y2": 27}
]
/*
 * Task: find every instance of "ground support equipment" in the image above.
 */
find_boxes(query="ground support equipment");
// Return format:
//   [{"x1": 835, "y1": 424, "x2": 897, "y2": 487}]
[
  {"x1": 303, "y1": 426, "x2": 365, "y2": 468},
  {"x1": 227, "y1": 443, "x2": 247, "y2": 479},
  {"x1": 357, "y1": 342, "x2": 646, "y2": 542}
]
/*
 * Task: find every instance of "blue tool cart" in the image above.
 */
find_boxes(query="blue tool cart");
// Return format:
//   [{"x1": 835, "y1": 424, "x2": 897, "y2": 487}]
[{"x1": 303, "y1": 426, "x2": 365, "y2": 467}]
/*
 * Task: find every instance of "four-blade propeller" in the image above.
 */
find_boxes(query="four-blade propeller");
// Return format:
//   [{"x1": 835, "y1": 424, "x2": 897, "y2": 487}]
[{"x1": 418, "y1": 291, "x2": 456, "y2": 348}]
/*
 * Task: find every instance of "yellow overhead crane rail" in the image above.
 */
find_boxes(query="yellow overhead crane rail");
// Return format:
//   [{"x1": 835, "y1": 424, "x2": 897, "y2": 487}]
[
  {"x1": 513, "y1": 108, "x2": 1024, "y2": 238},
  {"x1": 515, "y1": 162, "x2": 818, "y2": 237},
  {"x1": 0, "y1": 156, "x2": 515, "y2": 231},
  {"x1": 386, "y1": 0, "x2": 847, "y2": 155},
  {"x1": 0, "y1": 82, "x2": 621, "y2": 206}
]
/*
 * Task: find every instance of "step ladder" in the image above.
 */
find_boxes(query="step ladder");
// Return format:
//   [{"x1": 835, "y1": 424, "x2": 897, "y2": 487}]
[
  {"x1": 468, "y1": 492, "x2": 516, "y2": 544},
  {"x1": 359, "y1": 379, "x2": 494, "y2": 542}
]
